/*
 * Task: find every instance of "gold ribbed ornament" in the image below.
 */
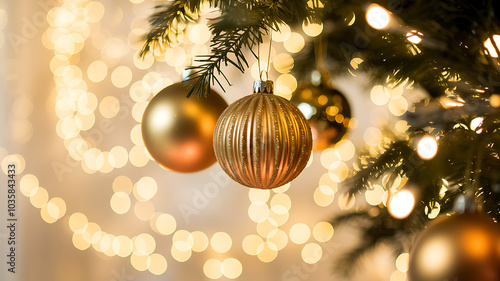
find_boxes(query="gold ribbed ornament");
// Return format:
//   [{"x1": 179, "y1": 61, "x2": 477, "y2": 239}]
[{"x1": 213, "y1": 80, "x2": 313, "y2": 189}]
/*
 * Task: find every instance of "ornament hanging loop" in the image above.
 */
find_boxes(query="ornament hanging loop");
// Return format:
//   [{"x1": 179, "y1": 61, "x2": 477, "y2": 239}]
[{"x1": 260, "y1": 70, "x2": 269, "y2": 81}]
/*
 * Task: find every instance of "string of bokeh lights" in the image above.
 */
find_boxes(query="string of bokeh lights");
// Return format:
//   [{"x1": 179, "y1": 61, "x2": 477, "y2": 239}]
[{"x1": 0, "y1": 1, "x2": 435, "y2": 280}]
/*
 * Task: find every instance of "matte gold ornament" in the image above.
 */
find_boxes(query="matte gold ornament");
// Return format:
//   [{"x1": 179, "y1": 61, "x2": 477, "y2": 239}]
[
  {"x1": 213, "y1": 80, "x2": 313, "y2": 189},
  {"x1": 291, "y1": 70, "x2": 351, "y2": 150},
  {"x1": 142, "y1": 70, "x2": 228, "y2": 173},
  {"x1": 408, "y1": 208, "x2": 500, "y2": 281}
]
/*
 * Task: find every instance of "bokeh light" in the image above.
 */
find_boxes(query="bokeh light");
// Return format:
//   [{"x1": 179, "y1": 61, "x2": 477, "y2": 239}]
[
  {"x1": 366, "y1": 4, "x2": 390, "y2": 30},
  {"x1": 417, "y1": 136, "x2": 438, "y2": 160},
  {"x1": 388, "y1": 190, "x2": 415, "y2": 219}
]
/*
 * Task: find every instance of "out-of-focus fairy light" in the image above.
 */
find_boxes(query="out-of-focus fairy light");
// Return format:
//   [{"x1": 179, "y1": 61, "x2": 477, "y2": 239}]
[
  {"x1": 272, "y1": 24, "x2": 291, "y2": 42},
  {"x1": 313, "y1": 185, "x2": 335, "y2": 207},
  {"x1": 156, "y1": 213, "x2": 177, "y2": 235},
  {"x1": 222, "y1": 258, "x2": 243, "y2": 279},
  {"x1": 406, "y1": 30, "x2": 423, "y2": 44},
  {"x1": 301, "y1": 243, "x2": 322, "y2": 264},
  {"x1": 266, "y1": 229, "x2": 288, "y2": 250},
  {"x1": 110, "y1": 192, "x2": 131, "y2": 214},
  {"x1": 425, "y1": 203, "x2": 441, "y2": 219},
  {"x1": 484, "y1": 35, "x2": 500, "y2": 58},
  {"x1": 273, "y1": 53, "x2": 294, "y2": 73},
  {"x1": 204, "y1": 259, "x2": 223, "y2": 279},
  {"x1": 248, "y1": 202, "x2": 270, "y2": 223},
  {"x1": 470, "y1": 117, "x2": 484, "y2": 132},
  {"x1": 257, "y1": 242, "x2": 278, "y2": 262},
  {"x1": 390, "y1": 270, "x2": 407, "y2": 281},
  {"x1": 211, "y1": 232, "x2": 232, "y2": 253},
  {"x1": 131, "y1": 253, "x2": 149, "y2": 271},
  {"x1": 284, "y1": 32, "x2": 305, "y2": 53},
  {"x1": 148, "y1": 253, "x2": 167, "y2": 275},
  {"x1": 490, "y1": 94, "x2": 500, "y2": 107},
  {"x1": 396, "y1": 253, "x2": 410, "y2": 272},
  {"x1": 242, "y1": 234, "x2": 264, "y2": 255},
  {"x1": 365, "y1": 184, "x2": 385, "y2": 206},
  {"x1": 302, "y1": 21, "x2": 323, "y2": 37},
  {"x1": 388, "y1": 190, "x2": 415, "y2": 219},
  {"x1": 417, "y1": 136, "x2": 438, "y2": 160},
  {"x1": 270, "y1": 193, "x2": 291, "y2": 214},
  {"x1": 366, "y1": 4, "x2": 390, "y2": 30},
  {"x1": 289, "y1": 223, "x2": 310, "y2": 244},
  {"x1": 370, "y1": 85, "x2": 391, "y2": 105},
  {"x1": 191, "y1": 231, "x2": 208, "y2": 252},
  {"x1": 248, "y1": 189, "x2": 270, "y2": 204},
  {"x1": 314, "y1": 222, "x2": 334, "y2": 243}
]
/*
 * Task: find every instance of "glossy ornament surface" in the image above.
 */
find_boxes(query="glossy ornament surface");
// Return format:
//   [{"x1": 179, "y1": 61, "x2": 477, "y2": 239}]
[
  {"x1": 142, "y1": 78, "x2": 228, "y2": 173},
  {"x1": 213, "y1": 80, "x2": 313, "y2": 189},
  {"x1": 408, "y1": 211, "x2": 500, "y2": 281},
  {"x1": 291, "y1": 71, "x2": 351, "y2": 150}
]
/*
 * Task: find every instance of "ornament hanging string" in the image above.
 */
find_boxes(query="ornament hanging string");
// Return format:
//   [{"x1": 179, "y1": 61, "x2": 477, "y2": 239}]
[
  {"x1": 257, "y1": 29, "x2": 273, "y2": 81},
  {"x1": 314, "y1": 31, "x2": 327, "y2": 71}
]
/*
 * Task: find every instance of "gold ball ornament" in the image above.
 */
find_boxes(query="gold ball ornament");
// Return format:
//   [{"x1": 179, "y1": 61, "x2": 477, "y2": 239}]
[
  {"x1": 408, "y1": 211, "x2": 500, "y2": 281},
  {"x1": 141, "y1": 72, "x2": 228, "y2": 173},
  {"x1": 213, "y1": 80, "x2": 313, "y2": 189},
  {"x1": 290, "y1": 71, "x2": 351, "y2": 150}
]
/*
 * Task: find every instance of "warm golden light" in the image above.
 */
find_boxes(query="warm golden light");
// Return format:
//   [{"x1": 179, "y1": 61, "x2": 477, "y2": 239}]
[
  {"x1": 284, "y1": 32, "x2": 305, "y2": 53},
  {"x1": 388, "y1": 190, "x2": 415, "y2": 219},
  {"x1": 110, "y1": 192, "x2": 131, "y2": 214},
  {"x1": 417, "y1": 136, "x2": 438, "y2": 160},
  {"x1": 156, "y1": 213, "x2": 177, "y2": 235},
  {"x1": 366, "y1": 4, "x2": 390, "y2": 30},
  {"x1": 302, "y1": 22, "x2": 323, "y2": 37},
  {"x1": 484, "y1": 35, "x2": 500, "y2": 58},
  {"x1": 365, "y1": 184, "x2": 385, "y2": 206},
  {"x1": 204, "y1": 259, "x2": 223, "y2": 279},
  {"x1": 248, "y1": 202, "x2": 270, "y2": 223},
  {"x1": 313, "y1": 222, "x2": 334, "y2": 242},
  {"x1": 289, "y1": 223, "x2": 311, "y2": 244},
  {"x1": 222, "y1": 258, "x2": 243, "y2": 279},
  {"x1": 148, "y1": 253, "x2": 167, "y2": 275},
  {"x1": 242, "y1": 234, "x2": 264, "y2": 255},
  {"x1": 248, "y1": 189, "x2": 270, "y2": 204},
  {"x1": 406, "y1": 30, "x2": 423, "y2": 44},
  {"x1": 211, "y1": 232, "x2": 232, "y2": 253},
  {"x1": 396, "y1": 253, "x2": 409, "y2": 272},
  {"x1": 301, "y1": 243, "x2": 322, "y2": 264}
]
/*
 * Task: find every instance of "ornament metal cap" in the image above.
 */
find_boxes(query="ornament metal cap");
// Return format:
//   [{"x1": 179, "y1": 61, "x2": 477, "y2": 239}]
[{"x1": 253, "y1": 80, "x2": 274, "y2": 94}]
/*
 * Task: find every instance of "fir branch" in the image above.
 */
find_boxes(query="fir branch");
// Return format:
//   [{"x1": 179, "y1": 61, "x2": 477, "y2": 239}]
[
  {"x1": 141, "y1": 1, "x2": 198, "y2": 57},
  {"x1": 345, "y1": 140, "x2": 418, "y2": 197},
  {"x1": 185, "y1": 0, "x2": 313, "y2": 97}
]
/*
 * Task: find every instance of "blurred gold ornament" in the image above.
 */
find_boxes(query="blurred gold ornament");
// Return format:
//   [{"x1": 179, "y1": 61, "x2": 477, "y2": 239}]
[
  {"x1": 214, "y1": 80, "x2": 313, "y2": 189},
  {"x1": 290, "y1": 71, "x2": 351, "y2": 150},
  {"x1": 142, "y1": 71, "x2": 228, "y2": 173},
  {"x1": 408, "y1": 207, "x2": 500, "y2": 281}
]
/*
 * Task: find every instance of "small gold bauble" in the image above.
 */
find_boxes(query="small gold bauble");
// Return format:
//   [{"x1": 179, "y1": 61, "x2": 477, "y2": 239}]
[
  {"x1": 142, "y1": 77, "x2": 228, "y2": 173},
  {"x1": 213, "y1": 80, "x2": 313, "y2": 189},
  {"x1": 290, "y1": 71, "x2": 351, "y2": 150},
  {"x1": 408, "y1": 211, "x2": 500, "y2": 281}
]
